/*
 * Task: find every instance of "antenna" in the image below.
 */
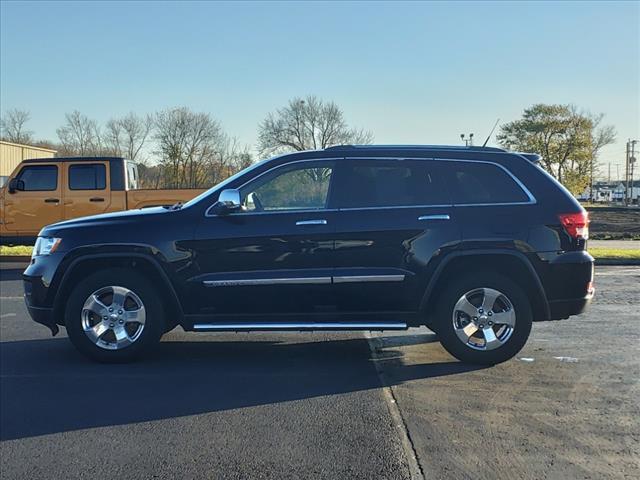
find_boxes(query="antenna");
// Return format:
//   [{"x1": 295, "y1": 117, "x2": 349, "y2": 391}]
[{"x1": 482, "y1": 118, "x2": 500, "y2": 148}]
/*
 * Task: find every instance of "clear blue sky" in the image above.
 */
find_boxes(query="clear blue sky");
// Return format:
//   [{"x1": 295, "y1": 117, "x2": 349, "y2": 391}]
[{"x1": 1, "y1": 0, "x2": 638, "y2": 178}]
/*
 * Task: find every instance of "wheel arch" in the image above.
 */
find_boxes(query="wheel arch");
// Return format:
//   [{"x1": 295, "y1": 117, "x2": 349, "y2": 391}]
[
  {"x1": 52, "y1": 252, "x2": 184, "y2": 329},
  {"x1": 420, "y1": 249, "x2": 550, "y2": 326}
]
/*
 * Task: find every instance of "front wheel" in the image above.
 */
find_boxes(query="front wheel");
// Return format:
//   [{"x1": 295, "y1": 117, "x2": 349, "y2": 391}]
[
  {"x1": 434, "y1": 273, "x2": 533, "y2": 365},
  {"x1": 65, "y1": 269, "x2": 165, "y2": 362}
]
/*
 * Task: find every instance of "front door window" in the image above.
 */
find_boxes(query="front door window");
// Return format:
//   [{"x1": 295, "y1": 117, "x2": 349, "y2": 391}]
[{"x1": 241, "y1": 164, "x2": 333, "y2": 213}]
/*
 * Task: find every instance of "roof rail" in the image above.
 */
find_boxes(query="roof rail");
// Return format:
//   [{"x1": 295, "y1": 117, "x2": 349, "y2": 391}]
[
  {"x1": 516, "y1": 153, "x2": 542, "y2": 164},
  {"x1": 324, "y1": 144, "x2": 508, "y2": 153}
]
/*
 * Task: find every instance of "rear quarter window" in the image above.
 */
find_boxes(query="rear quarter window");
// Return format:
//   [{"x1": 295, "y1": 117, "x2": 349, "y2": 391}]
[{"x1": 447, "y1": 161, "x2": 530, "y2": 204}]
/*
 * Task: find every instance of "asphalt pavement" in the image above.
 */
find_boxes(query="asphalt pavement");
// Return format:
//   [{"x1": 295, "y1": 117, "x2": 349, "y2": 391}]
[{"x1": 1, "y1": 262, "x2": 638, "y2": 479}]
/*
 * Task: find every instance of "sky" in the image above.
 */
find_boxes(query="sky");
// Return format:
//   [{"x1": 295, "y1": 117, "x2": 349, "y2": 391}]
[{"x1": 1, "y1": 0, "x2": 638, "y2": 179}]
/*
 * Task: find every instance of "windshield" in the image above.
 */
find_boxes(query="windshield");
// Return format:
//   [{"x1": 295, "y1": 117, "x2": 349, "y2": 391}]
[{"x1": 182, "y1": 156, "x2": 275, "y2": 209}]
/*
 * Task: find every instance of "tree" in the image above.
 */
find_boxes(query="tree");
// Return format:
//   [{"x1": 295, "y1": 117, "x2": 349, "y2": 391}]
[
  {"x1": 56, "y1": 110, "x2": 103, "y2": 156},
  {"x1": 497, "y1": 104, "x2": 616, "y2": 195},
  {"x1": 257, "y1": 95, "x2": 373, "y2": 156},
  {"x1": 104, "y1": 113, "x2": 153, "y2": 161},
  {"x1": 207, "y1": 135, "x2": 253, "y2": 185},
  {"x1": 154, "y1": 107, "x2": 227, "y2": 188},
  {"x1": 0, "y1": 109, "x2": 34, "y2": 144}
]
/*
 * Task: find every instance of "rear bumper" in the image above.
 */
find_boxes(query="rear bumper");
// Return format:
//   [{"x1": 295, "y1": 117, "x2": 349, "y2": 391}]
[
  {"x1": 540, "y1": 250, "x2": 595, "y2": 320},
  {"x1": 548, "y1": 295, "x2": 593, "y2": 320}
]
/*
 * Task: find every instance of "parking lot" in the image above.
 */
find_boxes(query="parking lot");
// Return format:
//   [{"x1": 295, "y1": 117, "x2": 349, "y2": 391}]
[{"x1": 1, "y1": 262, "x2": 638, "y2": 480}]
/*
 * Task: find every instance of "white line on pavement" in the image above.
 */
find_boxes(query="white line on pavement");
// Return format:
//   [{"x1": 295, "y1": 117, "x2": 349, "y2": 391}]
[
  {"x1": 365, "y1": 331, "x2": 425, "y2": 480},
  {"x1": 0, "y1": 313, "x2": 17, "y2": 318}
]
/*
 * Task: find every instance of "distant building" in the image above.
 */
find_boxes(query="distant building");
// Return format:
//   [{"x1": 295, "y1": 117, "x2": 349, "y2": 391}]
[
  {"x1": 577, "y1": 181, "x2": 640, "y2": 204},
  {"x1": 0, "y1": 140, "x2": 57, "y2": 186}
]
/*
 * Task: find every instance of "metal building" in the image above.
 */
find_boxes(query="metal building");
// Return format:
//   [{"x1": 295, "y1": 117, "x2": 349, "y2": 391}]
[{"x1": 0, "y1": 140, "x2": 57, "y2": 186}]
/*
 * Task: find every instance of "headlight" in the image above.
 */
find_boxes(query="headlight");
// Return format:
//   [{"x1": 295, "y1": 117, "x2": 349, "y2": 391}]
[{"x1": 33, "y1": 237, "x2": 62, "y2": 257}]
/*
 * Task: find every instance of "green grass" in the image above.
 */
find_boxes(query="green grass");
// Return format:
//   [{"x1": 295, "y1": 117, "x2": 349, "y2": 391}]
[
  {"x1": 589, "y1": 247, "x2": 640, "y2": 260},
  {"x1": 0, "y1": 245, "x2": 33, "y2": 256}
]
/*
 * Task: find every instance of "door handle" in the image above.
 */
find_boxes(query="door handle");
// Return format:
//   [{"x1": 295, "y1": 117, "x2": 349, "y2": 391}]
[
  {"x1": 44, "y1": 198, "x2": 60, "y2": 203},
  {"x1": 296, "y1": 219, "x2": 327, "y2": 226},
  {"x1": 90, "y1": 197, "x2": 105, "y2": 202},
  {"x1": 418, "y1": 214, "x2": 450, "y2": 221}
]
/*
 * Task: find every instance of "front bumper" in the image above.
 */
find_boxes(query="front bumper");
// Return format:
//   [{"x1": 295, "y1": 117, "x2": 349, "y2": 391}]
[
  {"x1": 23, "y1": 252, "x2": 65, "y2": 335},
  {"x1": 24, "y1": 298, "x2": 59, "y2": 335}
]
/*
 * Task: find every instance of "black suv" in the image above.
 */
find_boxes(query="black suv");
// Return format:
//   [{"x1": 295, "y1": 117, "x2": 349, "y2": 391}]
[{"x1": 23, "y1": 145, "x2": 594, "y2": 364}]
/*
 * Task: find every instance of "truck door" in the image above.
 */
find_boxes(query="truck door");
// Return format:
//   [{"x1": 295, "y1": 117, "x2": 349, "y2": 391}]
[
  {"x1": 3, "y1": 162, "x2": 64, "y2": 237},
  {"x1": 63, "y1": 161, "x2": 113, "y2": 219}
]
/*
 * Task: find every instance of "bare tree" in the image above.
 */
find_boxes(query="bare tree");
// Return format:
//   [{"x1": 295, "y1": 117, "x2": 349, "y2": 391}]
[
  {"x1": 257, "y1": 95, "x2": 373, "y2": 156},
  {"x1": 0, "y1": 109, "x2": 34, "y2": 144},
  {"x1": 206, "y1": 135, "x2": 254, "y2": 185},
  {"x1": 56, "y1": 110, "x2": 103, "y2": 156},
  {"x1": 154, "y1": 107, "x2": 227, "y2": 188},
  {"x1": 105, "y1": 113, "x2": 153, "y2": 161}
]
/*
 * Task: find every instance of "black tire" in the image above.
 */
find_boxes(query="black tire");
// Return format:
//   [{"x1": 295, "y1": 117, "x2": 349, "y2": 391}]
[
  {"x1": 434, "y1": 272, "x2": 533, "y2": 365},
  {"x1": 65, "y1": 268, "x2": 165, "y2": 363}
]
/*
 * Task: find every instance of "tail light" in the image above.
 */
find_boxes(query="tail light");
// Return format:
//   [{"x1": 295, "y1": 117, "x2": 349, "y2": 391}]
[{"x1": 558, "y1": 211, "x2": 589, "y2": 240}]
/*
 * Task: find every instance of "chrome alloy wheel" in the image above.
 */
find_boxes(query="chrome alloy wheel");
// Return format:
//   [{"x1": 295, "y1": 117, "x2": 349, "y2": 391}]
[
  {"x1": 81, "y1": 286, "x2": 146, "y2": 350},
  {"x1": 452, "y1": 287, "x2": 516, "y2": 351}
]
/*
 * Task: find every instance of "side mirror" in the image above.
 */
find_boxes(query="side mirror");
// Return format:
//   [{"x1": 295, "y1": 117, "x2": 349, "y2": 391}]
[
  {"x1": 213, "y1": 189, "x2": 242, "y2": 215},
  {"x1": 8, "y1": 178, "x2": 25, "y2": 194}
]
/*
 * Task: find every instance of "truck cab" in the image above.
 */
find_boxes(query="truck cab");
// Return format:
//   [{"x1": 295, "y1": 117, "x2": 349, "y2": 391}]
[{"x1": 0, "y1": 157, "x2": 204, "y2": 245}]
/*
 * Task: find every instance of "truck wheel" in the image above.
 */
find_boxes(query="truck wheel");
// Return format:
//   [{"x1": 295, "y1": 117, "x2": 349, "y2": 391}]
[
  {"x1": 65, "y1": 268, "x2": 165, "y2": 363},
  {"x1": 434, "y1": 272, "x2": 532, "y2": 365}
]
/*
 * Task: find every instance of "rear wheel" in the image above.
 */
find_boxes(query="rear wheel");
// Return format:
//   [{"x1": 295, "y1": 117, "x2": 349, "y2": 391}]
[
  {"x1": 434, "y1": 273, "x2": 532, "y2": 365},
  {"x1": 65, "y1": 269, "x2": 165, "y2": 362}
]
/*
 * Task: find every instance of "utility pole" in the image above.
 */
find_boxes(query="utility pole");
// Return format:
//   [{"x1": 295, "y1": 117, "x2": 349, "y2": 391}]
[
  {"x1": 631, "y1": 140, "x2": 637, "y2": 205},
  {"x1": 626, "y1": 141, "x2": 630, "y2": 206},
  {"x1": 590, "y1": 156, "x2": 594, "y2": 202},
  {"x1": 460, "y1": 133, "x2": 474, "y2": 147}
]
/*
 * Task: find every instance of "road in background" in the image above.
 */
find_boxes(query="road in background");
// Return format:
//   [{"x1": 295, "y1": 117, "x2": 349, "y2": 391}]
[
  {"x1": 1, "y1": 263, "x2": 638, "y2": 479},
  {"x1": 589, "y1": 240, "x2": 640, "y2": 250}
]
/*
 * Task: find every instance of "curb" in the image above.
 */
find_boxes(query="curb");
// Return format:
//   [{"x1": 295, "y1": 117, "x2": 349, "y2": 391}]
[
  {"x1": 0, "y1": 256, "x2": 31, "y2": 263},
  {"x1": 595, "y1": 258, "x2": 640, "y2": 266}
]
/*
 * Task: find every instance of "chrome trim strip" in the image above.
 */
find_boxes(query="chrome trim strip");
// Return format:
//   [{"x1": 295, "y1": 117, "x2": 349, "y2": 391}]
[
  {"x1": 193, "y1": 322, "x2": 408, "y2": 330},
  {"x1": 339, "y1": 204, "x2": 453, "y2": 211},
  {"x1": 333, "y1": 275, "x2": 405, "y2": 283},
  {"x1": 296, "y1": 219, "x2": 327, "y2": 226},
  {"x1": 418, "y1": 214, "x2": 450, "y2": 221},
  {"x1": 203, "y1": 277, "x2": 331, "y2": 287}
]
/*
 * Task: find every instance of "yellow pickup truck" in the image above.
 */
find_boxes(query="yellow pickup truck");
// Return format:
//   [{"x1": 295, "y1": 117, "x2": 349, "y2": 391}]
[{"x1": 0, "y1": 157, "x2": 205, "y2": 245}]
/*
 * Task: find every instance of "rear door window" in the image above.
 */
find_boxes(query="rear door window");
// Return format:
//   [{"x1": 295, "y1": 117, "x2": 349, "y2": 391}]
[
  {"x1": 17, "y1": 165, "x2": 58, "y2": 191},
  {"x1": 69, "y1": 164, "x2": 107, "y2": 190},
  {"x1": 446, "y1": 161, "x2": 530, "y2": 204},
  {"x1": 333, "y1": 160, "x2": 451, "y2": 208}
]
